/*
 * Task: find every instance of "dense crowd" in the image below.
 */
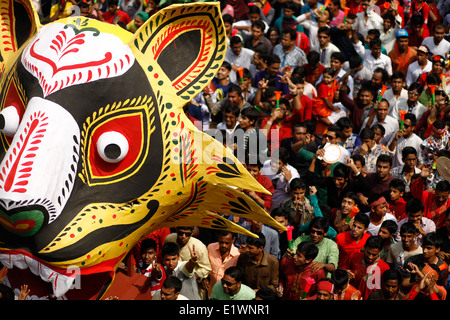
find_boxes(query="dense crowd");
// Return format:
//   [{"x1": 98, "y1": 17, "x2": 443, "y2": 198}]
[{"x1": 10, "y1": 0, "x2": 450, "y2": 301}]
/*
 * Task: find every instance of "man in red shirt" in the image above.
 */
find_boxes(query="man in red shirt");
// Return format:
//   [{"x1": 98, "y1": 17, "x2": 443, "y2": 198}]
[
  {"x1": 407, "y1": 14, "x2": 430, "y2": 48},
  {"x1": 345, "y1": 235, "x2": 391, "y2": 300},
  {"x1": 335, "y1": 212, "x2": 371, "y2": 269},
  {"x1": 279, "y1": 241, "x2": 326, "y2": 300},
  {"x1": 410, "y1": 166, "x2": 450, "y2": 228},
  {"x1": 102, "y1": 0, "x2": 131, "y2": 25}
]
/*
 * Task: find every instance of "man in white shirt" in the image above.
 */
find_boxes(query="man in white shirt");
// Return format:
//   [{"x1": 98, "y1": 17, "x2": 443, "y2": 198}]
[
  {"x1": 361, "y1": 99, "x2": 399, "y2": 146},
  {"x1": 224, "y1": 36, "x2": 254, "y2": 84},
  {"x1": 316, "y1": 51, "x2": 355, "y2": 98},
  {"x1": 405, "y1": 45, "x2": 432, "y2": 87},
  {"x1": 296, "y1": 8, "x2": 332, "y2": 51},
  {"x1": 355, "y1": 0, "x2": 384, "y2": 37},
  {"x1": 391, "y1": 82, "x2": 428, "y2": 122},
  {"x1": 421, "y1": 23, "x2": 450, "y2": 57},
  {"x1": 388, "y1": 113, "x2": 424, "y2": 168},
  {"x1": 354, "y1": 37, "x2": 393, "y2": 76},
  {"x1": 380, "y1": 8, "x2": 403, "y2": 54},
  {"x1": 260, "y1": 147, "x2": 300, "y2": 210},
  {"x1": 385, "y1": 71, "x2": 408, "y2": 118},
  {"x1": 312, "y1": 26, "x2": 340, "y2": 68},
  {"x1": 394, "y1": 198, "x2": 436, "y2": 247},
  {"x1": 365, "y1": 194, "x2": 398, "y2": 236}
]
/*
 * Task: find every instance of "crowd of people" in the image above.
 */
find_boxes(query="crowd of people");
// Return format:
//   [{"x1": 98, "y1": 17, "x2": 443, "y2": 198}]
[{"x1": 14, "y1": 0, "x2": 450, "y2": 301}]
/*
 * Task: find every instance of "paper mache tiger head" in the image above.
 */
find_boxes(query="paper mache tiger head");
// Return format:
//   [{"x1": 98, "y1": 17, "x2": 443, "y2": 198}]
[{"x1": 0, "y1": 0, "x2": 285, "y2": 299}]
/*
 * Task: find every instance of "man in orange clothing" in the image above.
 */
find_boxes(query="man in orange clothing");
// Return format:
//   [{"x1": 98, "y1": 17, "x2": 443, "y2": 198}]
[
  {"x1": 410, "y1": 166, "x2": 450, "y2": 229},
  {"x1": 206, "y1": 231, "x2": 240, "y2": 297},
  {"x1": 388, "y1": 29, "x2": 418, "y2": 76}
]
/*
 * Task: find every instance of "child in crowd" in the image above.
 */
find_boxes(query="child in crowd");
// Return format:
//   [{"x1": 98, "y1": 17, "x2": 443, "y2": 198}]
[{"x1": 387, "y1": 178, "x2": 407, "y2": 221}]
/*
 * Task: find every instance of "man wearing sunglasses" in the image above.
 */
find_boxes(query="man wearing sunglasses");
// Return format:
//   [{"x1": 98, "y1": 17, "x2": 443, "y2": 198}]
[
  {"x1": 290, "y1": 217, "x2": 339, "y2": 278},
  {"x1": 164, "y1": 226, "x2": 212, "y2": 299},
  {"x1": 209, "y1": 266, "x2": 256, "y2": 300}
]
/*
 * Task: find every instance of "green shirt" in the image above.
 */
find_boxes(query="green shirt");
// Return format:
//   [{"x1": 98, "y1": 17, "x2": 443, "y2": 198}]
[
  {"x1": 209, "y1": 282, "x2": 256, "y2": 300},
  {"x1": 291, "y1": 235, "x2": 339, "y2": 278}
]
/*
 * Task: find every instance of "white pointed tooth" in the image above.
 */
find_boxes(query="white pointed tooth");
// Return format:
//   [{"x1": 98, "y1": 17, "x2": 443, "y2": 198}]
[
  {"x1": 0, "y1": 254, "x2": 13, "y2": 268},
  {"x1": 0, "y1": 253, "x2": 76, "y2": 298}
]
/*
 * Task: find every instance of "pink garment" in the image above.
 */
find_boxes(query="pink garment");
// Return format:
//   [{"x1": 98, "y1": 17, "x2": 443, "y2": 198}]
[
  {"x1": 206, "y1": 242, "x2": 240, "y2": 296},
  {"x1": 222, "y1": 4, "x2": 234, "y2": 17}
]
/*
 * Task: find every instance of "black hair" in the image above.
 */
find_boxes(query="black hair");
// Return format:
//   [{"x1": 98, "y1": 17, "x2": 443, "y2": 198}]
[
  {"x1": 275, "y1": 147, "x2": 291, "y2": 164},
  {"x1": 426, "y1": 72, "x2": 441, "y2": 85},
  {"x1": 289, "y1": 177, "x2": 306, "y2": 191},
  {"x1": 380, "y1": 219, "x2": 398, "y2": 234},
  {"x1": 364, "y1": 235, "x2": 384, "y2": 251},
  {"x1": 333, "y1": 163, "x2": 350, "y2": 179},
  {"x1": 369, "y1": 37, "x2": 382, "y2": 48},
  {"x1": 140, "y1": 238, "x2": 157, "y2": 253},
  {"x1": 330, "y1": 51, "x2": 345, "y2": 63},
  {"x1": 216, "y1": 230, "x2": 237, "y2": 239},
  {"x1": 240, "y1": 107, "x2": 260, "y2": 123},
  {"x1": 376, "y1": 154, "x2": 392, "y2": 167},
  {"x1": 322, "y1": 67, "x2": 336, "y2": 78},
  {"x1": 318, "y1": 26, "x2": 331, "y2": 37},
  {"x1": 409, "y1": 82, "x2": 424, "y2": 94},
  {"x1": 332, "y1": 268, "x2": 350, "y2": 290},
  {"x1": 405, "y1": 198, "x2": 424, "y2": 215},
  {"x1": 252, "y1": 20, "x2": 265, "y2": 31},
  {"x1": 389, "y1": 178, "x2": 406, "y2": 194},
  {"x1": 349, "y1": 54, "x2": 362, "y2": 69},
  {"x1": 360, "y1": 127, "x2": 375, "y2": 140},
  {"x1": 404, "y1": 113, "x2": 417, "y2": 126},
  {"x1": 230, "y1": 35, "x2": 243, "y2": 46},
  {"x1": 342, "y1": 191, "x2": 359, "y2": 205},
  {"x1": 224, "y1": 266, "x2": 245, "y2": 283},
  {"x1": 308, "y1": 217, "x2": 329, "y2": 234},
  {"x1": 222, "y1": 61, "x2": 232, "y2": 71},
  {"x1": 246, "y1": 232, "x2": 266, "y2": 248},
  {"x1": 391, "y1": 70, "x2": 405, "y2": 81},
  {"x1": 222, "y1": 13, "x2": 234, "y2": 25},
  {"x1": 411, "y1": 14, "x2": 425, "y2": 26},
  {"x1": 161, "y1": 242, "x2": 180, "y2": 257},
  {"x1": 271, "y1": 206, "x2": 290, "y2": 219},
  {"x1": 267, "y1": 54, "x2": 281, "y2": 66},
  {"x1": 223, "y1": 101, "x2": 241, "y2": 117},
  {"x1": 307, "y1": 50, "x2": 321, "y2": 65},
  {"x1": 255, "y1": 286, "x2": 278, "y2": 300},
  {"x1": 436, "y1": 180, "x2": 450, "y2": 192},
  {"x1": 296, "y1": 241, "x2": 319, "y2": 260},
  {"x1": 423, "y1": 232, "x2": 443, "y2": 249},
  {"x1": 248, "y1": 5, "x2": 261, "y2": 15},
  {"x1": 162, "y1": 276, "x2": 183, "y2": 293},
  {"x1": 400, "y1": 221, "x2": 419, "y2": 235},
  {"x1": 402, "y1": 146, "x2": 417, "y2": 159},
  {"x1": 282, "y1": 27, "x2": 298, "y2": 41},
  {"x1": 382, "y1": 269, "x2": 403, "y2": 283},
  {"x1": 336, "y1": 116, "x2": 353, "y2": 129},
  {"x1": 371, "y1": 123, "x2": 385, "y2": 136},
  {"x1": 351, "y1": 154, "x2": 365, "y2": 167},
  {"x1": 354, "y1": 212, "x2": 370, "y2": 228}
]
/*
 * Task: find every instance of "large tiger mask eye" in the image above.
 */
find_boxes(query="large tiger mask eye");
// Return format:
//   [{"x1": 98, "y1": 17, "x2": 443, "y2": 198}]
[
  {"x1": 0, "y1": 106, "x2": 20, "y2": 137},
  {"x1": 96, "y1": 131, "x2": 129, "y2": 164}
]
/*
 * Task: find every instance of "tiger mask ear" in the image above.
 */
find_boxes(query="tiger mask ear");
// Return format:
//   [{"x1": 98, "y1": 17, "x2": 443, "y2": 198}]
[
  {"x1": 129, "y1": 3, "x2": 227, "y2": 110},
  {"x1": 0, "y1": 0, "x2": 41, "y2": 73}
]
